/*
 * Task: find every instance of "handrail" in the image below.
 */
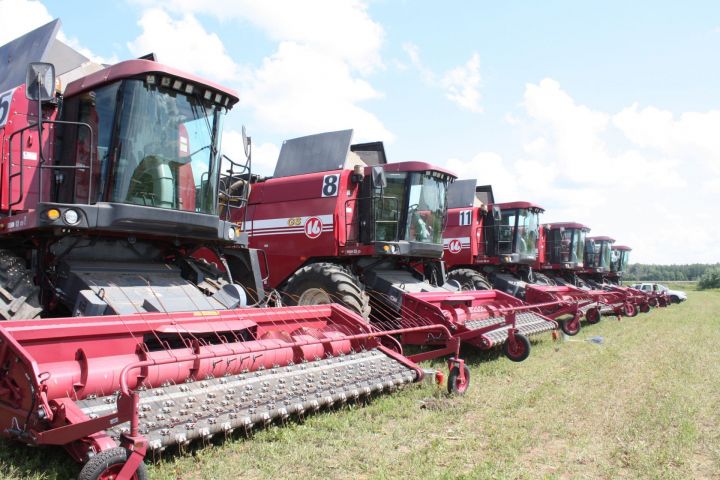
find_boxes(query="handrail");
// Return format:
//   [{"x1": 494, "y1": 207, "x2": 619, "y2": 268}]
[{"x1": 7, "y1": 119, "x2": 94, "y2": 214}]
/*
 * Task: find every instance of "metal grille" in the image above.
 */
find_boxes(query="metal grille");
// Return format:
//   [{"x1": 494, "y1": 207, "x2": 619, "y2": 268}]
[{"x1": 78, "y1": 350, "x2": 417, "y2": 450}]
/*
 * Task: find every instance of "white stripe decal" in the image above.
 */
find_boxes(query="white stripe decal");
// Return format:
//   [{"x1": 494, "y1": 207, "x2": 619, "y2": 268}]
[
  {"x1": 442, "y1": 237, "x2": 471, "y2": 246},
  {"x1": 249, "y1": 214, "x2": 334, "y2": 231}
]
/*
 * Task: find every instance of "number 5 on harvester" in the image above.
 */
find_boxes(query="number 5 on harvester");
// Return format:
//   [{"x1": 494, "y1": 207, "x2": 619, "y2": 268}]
[
  {"x1": 0, "y1": 88, "x2": 17, "y2": 128},
  {"x1": 322, "y1": 174, "x2": 340, "y2": 197}
]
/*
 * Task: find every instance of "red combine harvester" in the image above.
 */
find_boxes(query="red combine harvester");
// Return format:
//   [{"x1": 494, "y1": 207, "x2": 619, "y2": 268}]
[
  {"x1": 443, "y1": 180, "x2": 550, "y2": 297},
  {"x1": 576, "y1": 236, "x2": 648, "y2": 316},
  {"x1": 228, "y1": 131, "x2": 558, "y2": 366},
  {"x1": 0, "y1": 21, "x2": 432, "y2": 479},
  {"x1": 607, "y1": 245, "x2": 662, "y2": 311},
  {"x1": 532, "y1": 222, "x2": 637, "y2": 326},
  {"x1": 442, "y1": 180, "x2": 592, "y2": 335},
  {"x1": 609, "y1": 245, "x2": 631, "y2": 285}
]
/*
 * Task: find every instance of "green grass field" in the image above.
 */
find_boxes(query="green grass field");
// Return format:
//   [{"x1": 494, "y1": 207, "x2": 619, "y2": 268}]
[{"x1": 2, "y1": 287, "x2": 718, "y2": 479}]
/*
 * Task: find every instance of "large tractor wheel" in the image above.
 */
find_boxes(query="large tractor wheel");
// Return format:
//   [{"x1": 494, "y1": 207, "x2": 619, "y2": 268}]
[
  {"x1": 282, "y1": 263, "x2": 371, "y2": 320},
  {"x1": 447, "y1": 268, "x2": 492, "y2": 291},
  {"x1": 0, "y1": 250, "x2": 42, "y2": 320}
]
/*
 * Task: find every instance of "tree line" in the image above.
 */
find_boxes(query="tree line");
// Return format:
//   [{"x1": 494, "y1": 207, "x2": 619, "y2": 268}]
[{"x1": 624, "y1": 263, "x2": 720, "y2": 282}]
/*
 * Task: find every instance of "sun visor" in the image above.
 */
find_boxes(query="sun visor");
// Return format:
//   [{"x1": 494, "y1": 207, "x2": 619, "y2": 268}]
[
  {"x1": 447, "y1": 179, "x2": 478, "y2": 208},
  {"x1": 274, "y1": 129, "x2": 354, "y2": 178}
]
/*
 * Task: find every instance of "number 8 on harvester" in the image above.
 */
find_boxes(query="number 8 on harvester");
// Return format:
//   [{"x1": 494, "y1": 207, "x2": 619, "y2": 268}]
[{"x1": 322, "y1": 174, "x2": 340, "y2": 197}]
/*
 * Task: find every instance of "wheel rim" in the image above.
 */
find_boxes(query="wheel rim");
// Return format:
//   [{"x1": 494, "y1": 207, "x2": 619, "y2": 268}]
[
  {"x1": 99, "y1": 464, "x2": 137, "y2": 480},
  {"x1": 508, "y1": 338, "x2": 526, "y2": 358},
  {"x1": 297, "y1": 288, "x2": 332, "y2": 305},
  {"x1": 454, "y1": 374, "x2": 468, "y2": 393},
  {"x1": 565, "y1": 318, "x2": 580, "y2": 334}
]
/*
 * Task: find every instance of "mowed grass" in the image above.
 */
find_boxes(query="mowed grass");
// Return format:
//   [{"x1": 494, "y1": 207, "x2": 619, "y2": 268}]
[{"x1": 1, "y1": 289, "x2": 718, "y2": 479}]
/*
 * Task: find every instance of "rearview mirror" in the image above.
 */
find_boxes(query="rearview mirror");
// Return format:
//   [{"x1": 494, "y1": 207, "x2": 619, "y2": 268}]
[
  {"x1": 371, "y1": 165, "x2": 386, "y2": 188},
  {"x1": 492, "y1": 206, "x2": 502, "y2": 221},
  {"x1": 25, "y1": 62, "x2": 55, "y2": 101}
]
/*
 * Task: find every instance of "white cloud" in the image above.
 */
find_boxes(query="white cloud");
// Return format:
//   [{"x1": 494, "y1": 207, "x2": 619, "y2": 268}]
[
  {"x1": 242, "y1": 41, "x2": 392, "y2": 142},
  {"x1": 0, "y1": 0, "x2": 52, "y2": 46},
  {"x1": 127, "y1": 8, "x2": 241, "y2": 82},
  {"x1": 0, "y1": 1, "x2": 117, "y2": 66},
  {"x1": 613, "y1": 104, "x2": 720, "y2": 173},
  {"x1": 222, "y1": 129, "x2": 279, "y2": 177},
  {"x1": 440, "y1": 53, "x2": 482, "y2": 113},
  {"x1": 141, "y1": 0, "x2": 385, "y2": 71},
  {"x1": 57, "y1": 32, "x2": 119, "y2": 65},
  {"x1": 127, "y1": 1, "x2": 392, "y2": 142},
  {"x1": 402, "y1": 44, "x2": 483, "y2": 113},
  {"x1": 440, "y1": 78, "x2": 720, "y2": 263}
]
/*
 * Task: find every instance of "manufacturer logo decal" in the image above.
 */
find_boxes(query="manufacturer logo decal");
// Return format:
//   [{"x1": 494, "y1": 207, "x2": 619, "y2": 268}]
[
  {"x1": 448, "y1": 239, "x2": 462, "y2": 254},
  {"x1": 304, "y1": 217, "x2": 323, "y2": 239}
]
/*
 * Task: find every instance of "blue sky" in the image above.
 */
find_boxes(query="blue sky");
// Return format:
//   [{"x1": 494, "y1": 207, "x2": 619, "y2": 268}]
[{"x1": 2, "y1": 0, "x2": 719, "y2": 264}]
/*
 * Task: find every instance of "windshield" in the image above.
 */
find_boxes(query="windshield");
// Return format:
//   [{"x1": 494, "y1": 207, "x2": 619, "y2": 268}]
[
  {"x1": 63, "y1": 78, "x2": 224, "y2": 215},
  {"x1": 573, "y1": 229, "x2": 586, "y2": 264},
  {"x1": 548, "y1": 228, "x2": 584, "y2": 265},
  {"x1": 599, "y1": 241, "x2": 612, "y2": 269},
  {"x1": 374, "y1": 171, "x2": 449, "y2": 244},
  {"x1": 620, "y1": 251, "x2": 630, "y2": 271},
  {"x1": 516, "y1": 209, "x2": 539, "y2": 257},
  {"x1": 611, "y1": 249, "x2": 621, "y2": 271},
  {"x1": 612, "y1": 250, "x2": 630, "y2": 272},
  {"x1": 404, "y1": 172, "x2": 447, "y2": 244},
  {"x1": 585, "y1": 239, "x2": 597, "y2": 267},
  {"x1": 496, "y1": 208, "x2": 539, "y2": 258}
]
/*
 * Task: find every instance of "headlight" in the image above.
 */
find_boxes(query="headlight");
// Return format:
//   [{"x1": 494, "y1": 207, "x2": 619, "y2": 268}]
[
  {"x1": 227, "y1": 226, "x2": 235, "y2": 240},
  {"x1": 63, "y1": 209, "x2": 79, "y2": 225}
]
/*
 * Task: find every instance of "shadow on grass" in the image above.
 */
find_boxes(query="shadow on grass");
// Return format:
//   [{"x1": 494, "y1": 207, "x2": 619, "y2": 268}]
[{"x1": 0, "y1": 439, "x2": 77, "y2": 479}]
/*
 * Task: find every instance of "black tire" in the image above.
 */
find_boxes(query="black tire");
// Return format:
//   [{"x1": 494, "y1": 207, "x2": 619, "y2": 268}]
[
  {"x1": 447, "y1": 268, "x2": 492, "y2": 291},
  {"x1": 282, "y1": 263, "x2": 371, "y2": 320},
  {"x1": 502, "y1": 333, "x2": 531, "y2": 362},
  {"x1": 447, "y1": 364, "x2": 470, "y2": 395},
  {"x1": 585, "y1": 307, "x2": 601, "y2": 325},
  {"x1": 560, "y1": 317, "x2": 581, "y2": 336},
  {"x1": 78, "y1": 447, "x2": 147, "y2": 480},
  {"x1": 0, "y1": 250, "x2": 42, "y2": 320},
  {"x1": 640, "y1": 303, "x2": 650, "y2": 313},
  {"x1": 670, "y1": 295, "x2": 679, "y2": 304}
]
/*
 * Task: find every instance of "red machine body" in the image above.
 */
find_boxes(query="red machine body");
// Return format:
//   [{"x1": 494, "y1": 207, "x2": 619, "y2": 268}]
[
  {"x1": 222, "y1": 131, "x2": 558, "y2": 364},
  {"x1": 0, "y1": 21, "x2": 440, "y2": 479},
  {"x1": 244, "y1": 159, "x2": 453, "y2": 288},
  {"x1": 442, "y1": 180, "x2": 548, "y2": 295}
]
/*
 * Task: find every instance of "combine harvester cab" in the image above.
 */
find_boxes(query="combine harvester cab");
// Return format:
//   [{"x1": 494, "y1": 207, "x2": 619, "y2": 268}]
[
  {"x1": 443, "y1": 180, "x2": 583, "y2": 334},
  {"x1": 570, "y1": 236, "x2": 641, "y2": 317},
  {"x1": 229, "y1": 131, "x2": 557, "y2": 370},
  {"x1": 443, "y1": 180, "x2": 549, "y2": 299},
  {"x1": 607, "y1": 245, "x2": 656, "y2": 312},
  {"x1": 532, "y1": 222, "x2": 624, "y2": 329},
  {"x1": 0, "y1": 21, "x2": 429, "y2": 478}
]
